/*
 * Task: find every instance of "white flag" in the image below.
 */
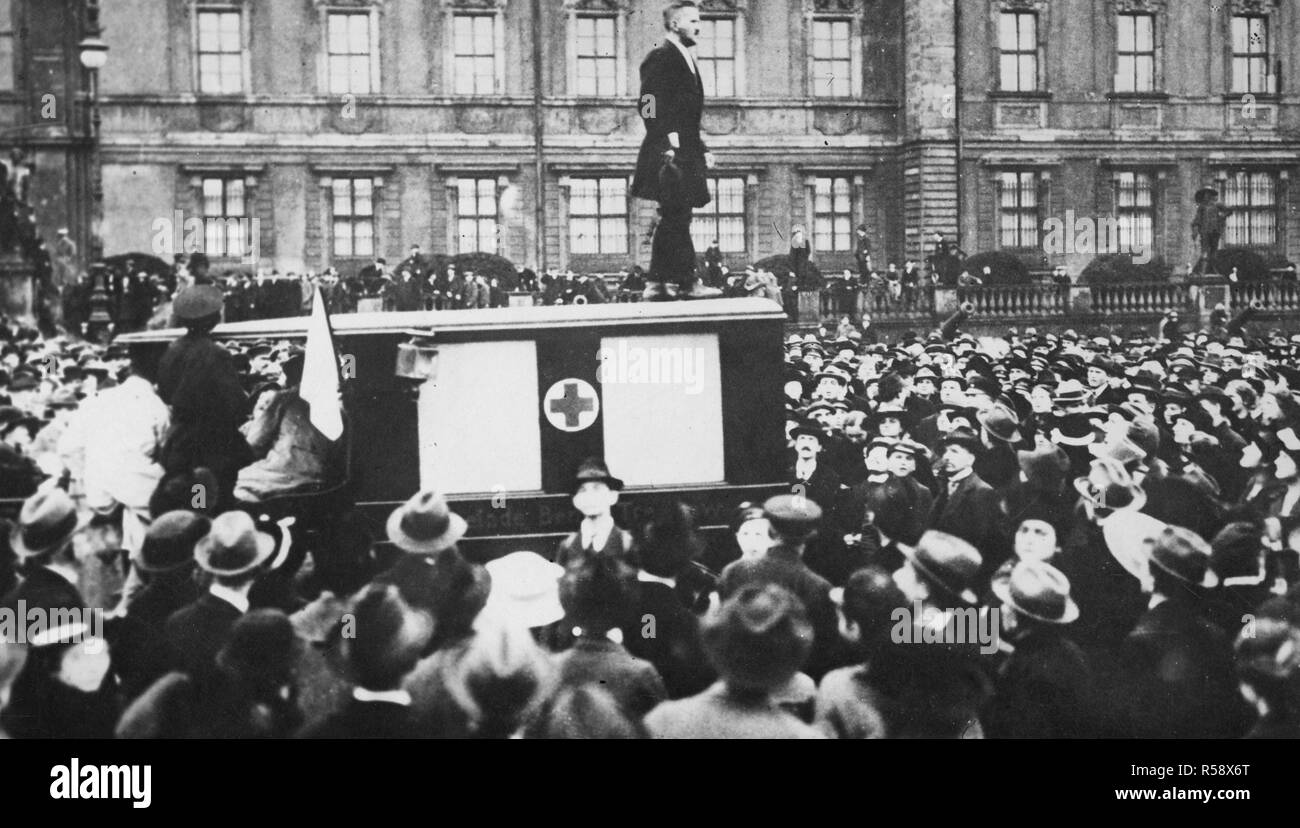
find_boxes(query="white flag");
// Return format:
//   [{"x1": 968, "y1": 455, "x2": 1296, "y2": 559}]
[{"x1": 301, "y1": 286, "x2": 344, "y2": 441}]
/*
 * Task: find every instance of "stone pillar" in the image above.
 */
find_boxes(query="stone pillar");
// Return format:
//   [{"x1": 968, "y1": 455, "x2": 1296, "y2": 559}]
[
  {"x1": 1189, "y1": 275, "x2": 1230, "y2": 332},
  {"x1": 0, "y1": 254, "x2": 34, "y2": 323},
  {"x1": 901, "y1": 0, "x2": 959, "y2": 263}
]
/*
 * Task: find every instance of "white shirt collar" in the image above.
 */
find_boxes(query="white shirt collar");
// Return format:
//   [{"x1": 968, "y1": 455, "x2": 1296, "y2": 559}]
[
  {"x1": 637, "y1": 570, "x2": 677, "y2": 588},
  {"x1": 666, "y1": 32, "x2": 697, "y2": 75},
  {"x1": 209, "y1": 582, "x2": 251, "y2": 613},
  {"x1": 353, "y1": 687, "x2": 412, "y2": 706},
  {"x1": 44, "y1": 562, "x2": 79, "y2": 587},
  {"x1": 581, "y1": 515, "x2": 615, "y2": 549},
  {"x1": 1148, "y1": 593, "x2": 1168, "y2": 610},
  {"x1": 948, "y1": 467, "x2": 973, "y2": 485}
]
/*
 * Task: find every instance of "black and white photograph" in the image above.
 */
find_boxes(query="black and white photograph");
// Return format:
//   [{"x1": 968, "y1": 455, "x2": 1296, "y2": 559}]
[{"x1": 0, "y1": 0, "x2": 1296, "y2": 797}]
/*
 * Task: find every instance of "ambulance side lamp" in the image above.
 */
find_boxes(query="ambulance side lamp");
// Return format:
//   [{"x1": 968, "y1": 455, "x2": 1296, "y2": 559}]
[{"x1": 395, "y1": 336, "x2": 439, "y2": 382}]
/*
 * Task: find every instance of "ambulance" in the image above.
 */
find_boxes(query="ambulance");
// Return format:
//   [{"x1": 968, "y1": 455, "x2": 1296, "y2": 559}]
[{"x1": 115, "y1": 298, "x2": 790, "y2": 561}]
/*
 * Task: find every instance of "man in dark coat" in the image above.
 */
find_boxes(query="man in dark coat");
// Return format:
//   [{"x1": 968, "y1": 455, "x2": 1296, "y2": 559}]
[
  {"x1": 931, "y1": 427, "x2": 1009, "y2": 579},
  {"x1": 157, "y1": 284, "x2": 252, "y2": 510},
  {"x1": 0, "y1": 488, "x2": 87, "y2": 615},
  {"x1": 630, "y1": 2, "x2": 719, "y2": 301},
  {"x1": 719, "y1": 495, "x2": 842, "y2": 680},
  {"x1": 1113, "y1": 526, "x2": 1250, "y2": 739}
]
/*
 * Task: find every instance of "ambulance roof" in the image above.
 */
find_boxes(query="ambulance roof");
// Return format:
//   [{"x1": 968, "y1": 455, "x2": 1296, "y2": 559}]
[{"x1": 115, "y1": 298, "x2": 787, "y2": 344}]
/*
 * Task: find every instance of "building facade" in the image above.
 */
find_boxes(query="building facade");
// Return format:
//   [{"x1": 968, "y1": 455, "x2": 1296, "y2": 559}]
[{"x1": 2, "y1": 0, "x2": 1298, "y2": 280}]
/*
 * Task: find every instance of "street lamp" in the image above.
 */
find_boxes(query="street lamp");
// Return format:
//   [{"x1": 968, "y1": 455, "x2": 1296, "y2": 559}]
[{"x1": 78, "y1": 24, "x2": 108, "y2": 266}]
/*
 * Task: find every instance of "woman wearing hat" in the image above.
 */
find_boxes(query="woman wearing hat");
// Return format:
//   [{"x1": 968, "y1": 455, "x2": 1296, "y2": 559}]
[
  {"x1": 644, "y1": 584, "x2": 823, "y2": 738},
  {"x1": 156, "y1": 283, "x2": 253, "y2": 511}
]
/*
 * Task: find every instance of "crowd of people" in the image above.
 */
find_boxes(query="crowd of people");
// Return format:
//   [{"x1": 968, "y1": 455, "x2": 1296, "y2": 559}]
[{"x1": 5, "y1": 272, "x2": 1300, "y2": 738}]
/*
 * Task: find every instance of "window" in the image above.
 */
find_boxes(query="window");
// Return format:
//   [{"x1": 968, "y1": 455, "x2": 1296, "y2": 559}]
[
  {"x1": 201, "y1": 177, "x2": 249, "y2": 257},
  {"x1": 1231, "y1": 15, "x2": 1270, "y2": 94},
  {"x1": 997, "y1": 171, "x2": 1039, "y2": 249},
  {"x1": 1115, "y1": 13, "x2": 1154, "y2": 93},
  {"x1": 812, "y1": 177, "x2": 853, "y2": 252},
  {"x1": 692, "y1": 178, "x2": 746, "y2": 254},
  {"x1": 0, "y1": 0, "x2": 13, "y2": 92},
  {"x1": 1223, "y1": 171, "x2": 1276, "y2": 247},
  {"x1": 457, "y1": 178, "x2": 498, "y2": 254},
  {"x1": 811, "y1": 19, "x2": 851, "y2": 97},
  {"x1": 568, "y1": 178, "x2": 627, "y2": 255},
  {"x1": 196, "y1": 9, "x2": 244, "y2": 94},
  {"x1": 331, "y1": 178, "x2": 375, "y2": 258},
  {"x1": 998, "y1": 11, "x2": 1037, "y2": 92},
  {"x1": 574, "y1": 15, "x2": 618, "y2": 97},
  {"x1": 452, "y1": 14, "x2": 495, "y2": 95},
  {"x1": 1114, "y1": 172, "x2": 1154, "y2": 254},
  {"x1": 698, "y1": 18, "x2": 736, "y2": 98},
  {"x1": 327, "y1": 12, "x2": 374, "y2": 94}
]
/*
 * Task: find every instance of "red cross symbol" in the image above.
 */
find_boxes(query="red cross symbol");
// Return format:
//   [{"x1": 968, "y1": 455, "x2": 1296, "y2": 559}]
[{"x1": 543, "y1": 378, "x2": 600, "y2": 432}]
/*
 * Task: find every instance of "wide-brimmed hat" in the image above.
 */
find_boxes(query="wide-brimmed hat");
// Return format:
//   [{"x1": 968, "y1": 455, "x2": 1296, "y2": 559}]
[
  {"x1": 571, "y1": 457, "x2": 624, "y2": 493},
  {"x1": 899, "y1": 530, "x2": 983, "y2": 605},
  {"x1": 172, "y1": 284, "x2": 225, "y2": 321},
  {"x1": 791, "y1": 421, "x2": 826, "y2": 443},
  {"x1": 385, "y1": 489, "x2": 468, "y2": 555},
  {"x1": 1050, "y1": 413, "x2": 1097, "y2": 447},
  {"x1": 991, "y1": 560, "x2": 1079, "y2": 624},
  {"x1": 194, "y1": 511, "x2": 276, "y2": 577},
  {"x1": 482, "y1": 551, "x2": 565, "y2": 629},
  {"x1": 1052, "y1": 379, "x2": 1089, "y2": 406},
  {"x1": 701, "y1": 583, "x2": 814, "y2": 692},
  {"x1": 1017, "y1": 444, "x2": 1070, "y2": 490},
  {"x1": 9, "y1": 488, "x2": 88, "y2": 560},
  {"x1": 1073, "y1": 463, "x2": 1147, "y2": 513},
  {"x1": 133, "y1": 510, "x2": 211, "y2": 573},
  {"x1": 978, "y1": 404, "x2": 1022, "y2": 443},
  {"x1": 1088, "y1": 436, "x2": 1147, "y2": 469},
  {"x1": 1149, "y1": 525, "x2": 1218, "y2": 588}
]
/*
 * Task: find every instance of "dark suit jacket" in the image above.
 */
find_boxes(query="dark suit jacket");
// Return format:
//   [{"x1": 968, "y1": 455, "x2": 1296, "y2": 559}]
[
  {"x1": 555, "y1": 636, "x2": 668, "y2": 719},
  {"x1": 622, "y1": 579, "x2": 715, "y2": 699},
  {"x1": 303, "y1": 697, "x2": 416, "y2": 739},
  {"x1": 719, "y1": 545, "x2": 843, "y2": 680},
  {"x1": 983, "y1": 629, "x2": 1096, "y2": 739},
  {"x1": 930, "y1": 471, "x2": 1008, "y2": 576},
  {"x1": 164, "y1": 592, "x2": 243, "y2": 678},
  {"x1": 788, "y1": 460, "x2": 845, "y2": 528},
  {"x1": 631, "y1": 42, "x2": 709, "y2": 207},
  {"x1": 1114, "y1": 596, "x2": 1249, "y2": 739},
  {"x1": 109, "y1": 574, "x2": 203, "y2": 700},
  {"x1": 0, "y1": 565, "x2": 85, "y2": 614}
]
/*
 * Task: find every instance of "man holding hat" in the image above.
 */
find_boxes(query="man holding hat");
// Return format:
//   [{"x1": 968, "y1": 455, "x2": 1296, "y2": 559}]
[{"x1": 157, "y1": 284, "x2": 252, "y2": 511}]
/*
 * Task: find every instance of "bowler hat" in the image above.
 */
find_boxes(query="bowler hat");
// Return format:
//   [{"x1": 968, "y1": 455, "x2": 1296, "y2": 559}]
[
  {"x1": 386, "y1": 489, "x2": 469, "y2": 555},
  {"x1": 1149, "y1": 525, "x2": 1218, "y2": 588},
  {"x1": 900, "y1": 530, "x2": 983, "y2": 605},
  {"x1": 1210, "y1": 521, "x2": 1263, "y2": 581},
  {"x1": 134, "y1": 511, "x2": 210, "y2": 573},
  {"x1": 571, "y1": 457, "x2": 624, "y2": 493},
  {"x1": 9, "y1": 488, "x2": 87, "y2": 560},
  {"x1": 1017, "y1": 444, "x2": 1070, "y2": 491},
  {"x1": 791, "y1": 421, "x2": 826, "y2": 443},
  {"x1": 216, "y1": 609, "x2": 302, "y2": 683},
  {"x1": 173, "y1": 284, "x2": 225, "y2": 321},
  {"x1": 701, "y1": 583, "x2": 813, "y2": 692},
  {"x1": 991, "y1": 560, "x2": 1079, "y2": 624},
  {"x1": 195, "y1": 511, "x2": 276, "y2": 577}
]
